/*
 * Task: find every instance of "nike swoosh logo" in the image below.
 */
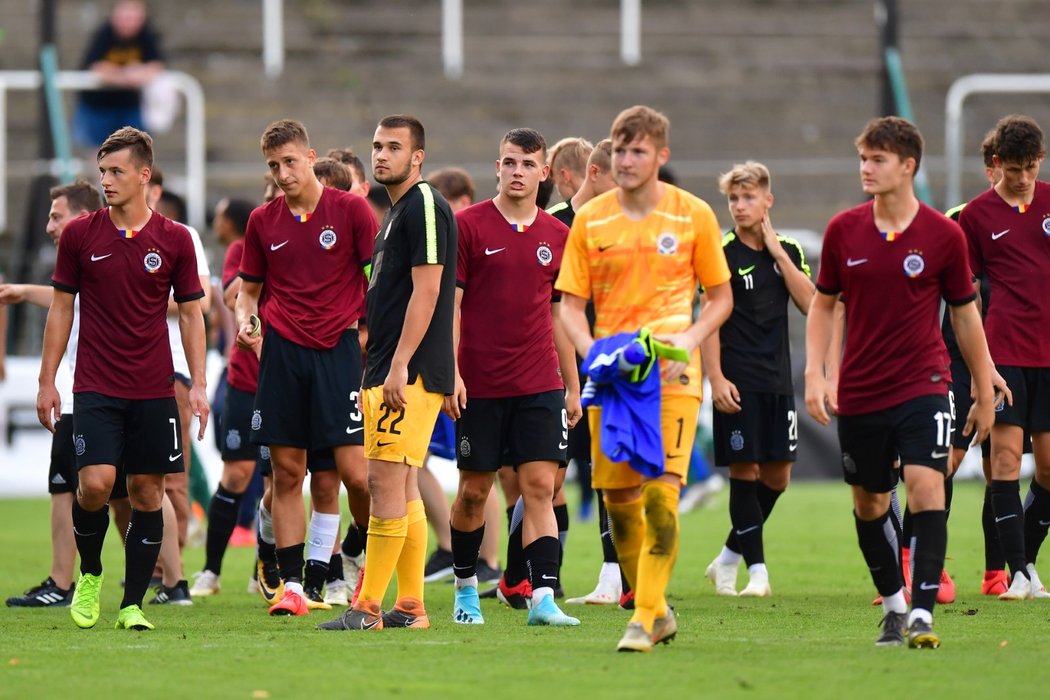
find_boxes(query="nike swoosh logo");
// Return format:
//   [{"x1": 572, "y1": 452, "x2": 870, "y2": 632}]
[
  {"x1": 270, "y1": 241, "x2": 290, "y2": 251},
  {"x1": 376, "y1": 440, "x2": 396, "y2": 448},
  {"x1": 598, "y1": 244, "x2": 615, "y2": 252},
  {"x1": 995, "y1": 514, "x2": 1018, "y2": 523},
  {"x1": 930, "y1": 451, "x2": 949, "y2": 459},
  {"x1": 363, "y1": 618, "x2": 382, "y2": 629},
  {"x1": 215, "y1": 494, "x2": 236, "y2": 504},
  {"x1": 1039, "y1": 520, "x2": 1050, "y2": 527},
  {"x1": 346, "y1": 427, "x2": 364, "y2": 434},
  {"x1": 737, "y1": 265, "x2": 756, "y2": 275},
  {"x1": 72, "y1": 527, "x2": 96, "y2": 537},
  {"x1": 484, "y1": 247, "x2": 506, "y2": 256},
  {"x1": 141, "y1": 538, "x2": 163, "y2": 546},
  {"x1": 558, "y1": 442, "x2": 568, "y2": 450},
  {"x1": 918, "y1": 581, "x2": 939, "y2": 591},
  {"x1": 735, "y1": 525, "x2": 760, "y2": 536},
  {"x1": 90, "y1": 253, "x2": 112, "y2": 261},
  {"x1": 846, "y1": 258, "x2": 868, "y2": 267},
  {"x1": 541, "y1": 575, "x2": 557, "y2": 581},
  {"x1": 788, "y1": 443, "x2": 798, "y2": 451},
  {"x1": 991, "y1": 229, "x2": 1009, "y2": 240},
  {"x1": 169, "y1": 453, "x2": 183, "y2": 462}
]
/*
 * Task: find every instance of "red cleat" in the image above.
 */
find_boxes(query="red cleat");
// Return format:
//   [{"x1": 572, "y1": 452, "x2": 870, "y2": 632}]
[
  {"x1": 982, "y1": 569, "x2": 1009, "y2": 596},
  {"x1": 350, "y1": 565, "x2": 365, "y2": 608},
  {"x1": 901, "y1": 547, "x2": 912, "y2": 590},
  {"x1": 268, "y1": 587, "x2": 309, "y2": 616},
  {"x1": 229, "y1": 525, "x2": 256, "y2": 548},
  {"x1": 936, "y1": 569, "x2": 956, "y2": 604},
  {"x1": 496, "y1": 575, "x2": 532, "y2": 610},
  {"x1": 619, "y1": 590, "x2": 635, "y2": 610}
]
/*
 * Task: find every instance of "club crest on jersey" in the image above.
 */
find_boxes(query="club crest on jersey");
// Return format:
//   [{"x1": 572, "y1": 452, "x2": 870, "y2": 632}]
[
  {"x1": 730, "y1": 430, "x2": 744, "y2": 451},
  {"x1": 902, "y1": 251, "x2": 925, "y2": 278},
  {"x1": 251, "y1": 410, "x2": 262, "y2": 431},
  {"x1": 259, "y1": 445, "x2": 271, "y2": 461},
  {"x1": 657, "y1": 232, "x2": 679, "y2": 255},
  {"x1": 319, "y1": 227, "x2": 337, "y2": 250},
  {"x1": 143, "y1": 248, "x2": 163, "y2": 274},
  {"x1": 536, "y1": 243, "x2": 553, "y2": 266},
  {"x1": 459, "y1": 436, "x2": 471, "y2": 458},
  {"x1": 226, "y1": 429, "x2": 242, "y2": 451},
  {"x1": 74, "y1": 434, "x2": 86, "y2": 456},
  {"x1": 1042, "y1": 216, "x2": 1050, "y2": 236}
]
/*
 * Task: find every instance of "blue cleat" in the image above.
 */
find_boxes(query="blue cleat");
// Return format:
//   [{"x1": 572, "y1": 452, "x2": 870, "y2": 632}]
[
  {"x1": 527, "y1": 594, "x2": 580, "y2": 626},
  {"x1": 453, "y1": 585, "x2": 485, "y2": 625}
]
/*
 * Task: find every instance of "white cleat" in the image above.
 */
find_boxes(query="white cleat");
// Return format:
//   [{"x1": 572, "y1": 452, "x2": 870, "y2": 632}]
[
  {"x1": 341, "y1": 552, "x2": 364, "y2": 593},
  {"x1": 738, "y1": 578, "x2": 772, "y2": 598},
  {"x1": 246, "y1": 575, "x2": 260, "y2": 595},
  {"x1": 998, "y1": 571, "x2": 1034, "y2": 601},
  {"x1": 705, "y1": 557, "x2": 739, "y2": 596},
  {"x1": 565, "y1": 577, "x2": 622, "y2": 605},
  {"x1": 189, "y1": 570, "x2": 220, "y2": 597},
  {"x1": 324, "y1": 578, "x2": 349, "y2": 606},
  {"x1": 1026, "y1": 564, "x2": 1050, "y2": 599}
]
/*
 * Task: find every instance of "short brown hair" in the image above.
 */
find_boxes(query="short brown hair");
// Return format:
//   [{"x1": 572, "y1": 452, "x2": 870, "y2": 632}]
[
  {"x1": 326, "y1": 148, "x2": 367, "y2": 185},
  {"x1": 50, "y1": 178, "x2": 102, "y2": 214},
  {"x1": 980, "y1": 129, "x2": 999, "y2": 168},
  {"x1": 428, "y1": 167, "x2": 475, "y2": 204},
  {"x1": 995, "y1": 114, "x2": 1046, "y2": 164},
  {"x1": 313, "y1": 157, "x2": 352, "y2": 191},
  {"x1": 261, "y1": 119, "x2": 310, "y2": 152},
  {"x1": 378, "y1": 115, "x2": 425, "y2": 151},
  {"x1": 97, "y1": 126, "x2": 153, "y2": 168},
  {"x1": 500, "y1": 128, "x2": 547, "y2": 159},
  {"x1": 588, "y1": 139, "x2": 612, "y2": 173},
  {"x1": 611, "y1": 105, "x2": 670, "y2": 150},
  {"x1": 718, "y1": 161, "x2": 771, "y2": 194},
  {"x1": 854, "y1": 116, "x2": 924, "y2": 171},
  {"x1": 549, "y1": 137, "x2": 594, "y2": 178}
]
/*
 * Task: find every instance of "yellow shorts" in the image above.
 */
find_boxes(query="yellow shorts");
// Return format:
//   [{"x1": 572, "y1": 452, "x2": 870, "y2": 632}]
[
  {"x1": 362, "y1": 377, "x2": 444, "y2": 467},
  {"x1": 589, "y1": 394, "x2": 700, "y2": 490}
]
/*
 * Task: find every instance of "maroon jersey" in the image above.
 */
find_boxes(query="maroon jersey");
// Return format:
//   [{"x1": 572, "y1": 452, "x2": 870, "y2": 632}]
[
  {"x1": 239, "y1": 187, "x2": 376, "y2": 350},
  {"x1": 816, "y1": 201, "x2": 975, "y2": 415},
  {"x1": 959, "y1": 180, "x2": 1050, "y2": 366},
  {"x1": 222, "y1": 239, "x2": 260, "y2": 394},
  {"x1": 456, "y1": 200, "x2": 568, "y2": 398},
  {"x1": 52, "y1": 208, "x2": 204, "y2": 399}
]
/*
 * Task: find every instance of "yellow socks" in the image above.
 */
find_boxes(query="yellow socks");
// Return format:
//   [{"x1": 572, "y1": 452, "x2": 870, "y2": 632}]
[
  {"x1": 632, "y1": 480, "x2": 680, "y2": 632},
  {"x1": 357, "y1": 514, "x2": 407, "y2": 607},
  {"x1": 604, "y1": 495, "x2": 644, "y2": 593},
  {"x1": 394, "y1": 499, "x2": 428, "y2": 609}
]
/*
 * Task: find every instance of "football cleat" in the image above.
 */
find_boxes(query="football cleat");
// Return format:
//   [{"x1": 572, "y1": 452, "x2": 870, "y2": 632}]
[
  {"x1": 453, "y1": 585, "x2": 485, "y2": 625},
  {"x1": 906, "y1": 618, "x2": 940, "y2": 649},
  {"x1": 382, "y1": 598, "x2": 430, "y2": 629},
  {"x1": 148, "y1": 580, "x2": 193, "y2": 606},
  {"x1": 189, "y1": 570, "x2": 220, "y2": 597},
  {"x1": 496, "y1": 575, "x2": 532, "y2": 610},
  {"x1": 651, "y1": 608, "x2": 678, "y2": 645},
  {"x1": 566, "y1": 577, "x2": 621, "y2": 605},
  {"x1": 998, "y1": 571, "x2": 1033, "y2": 601},
  {"x1": 323, "y1": 579, "x2": 349, "y2": 606},
  {"x1": 303, "y1": 586, "x2": 332, "y2": 611},
  {"x1": 1026, "y1": 564, "x2": 1050, "y2": 599},
  {"x1": 70, "y1": 572, "x2": 103, "y2": 629},
  {"x1": 616, "y1": 622, "x2": 653, "y2": 652},
  {"x1": 739, "y1": 577, "x2": 772, "y2": 598},
  {"x1": 114, "y1": 604, "x2": 155, "y2": 631},
  {"x1": 317, "y1": 599, "x2": 383, "y2": 630},
  {"x1": 875, "y1": 611, "x2": 907, "y2": 646},
  {"x1": 6, "y1": 577, "x2": 74, "y2": 608},
  {"x1": 269, "y1": 587, "x2": 309, "y2": 616},
  {"x1": 527, "y1": 594, "x2": 579, "y2": 626},
  {"x1": 422, "y1": 548, "x2": 455, "y2": 583},
  {"x1": 619, "y1": 590, "x2": 635, "y2": 610},
  {"x1": 705, "y1": 557, "x2": 739, "y2": 596},
  {"x1": 981, "y1": 569, "x2": 1009, "y2": 596},
  {"x1": 935, "y1": 569, "x2": 956, "y2": 604},
  {"x1": 256, "y1": 557, "x2": 284, "y2": 605}
]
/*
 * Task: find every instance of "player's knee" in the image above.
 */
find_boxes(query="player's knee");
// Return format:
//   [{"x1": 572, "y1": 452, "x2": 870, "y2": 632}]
[
  {"x1": 127, "y1": 475, "x2": 165, "y2": 511},
  {"x1": 457, "y1": 475, "x2": 492, "y2": 512}
]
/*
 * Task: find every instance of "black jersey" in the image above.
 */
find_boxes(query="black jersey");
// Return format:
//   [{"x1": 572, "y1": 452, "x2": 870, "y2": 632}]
[
  {"x1": 717, "y1": 231, "x2": 809, "y2": 395},
  {"x1": 940, "y1": 203, "x2": 985, "y2": 362},
  {"x1": 546, "y1": 199, "x2": 575, "y2": 228},
  {"x1": 364, "y1": 181, "x2": 457, "y2": 394}
]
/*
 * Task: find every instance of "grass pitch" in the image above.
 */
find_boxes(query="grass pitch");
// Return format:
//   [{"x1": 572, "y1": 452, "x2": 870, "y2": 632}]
[{"x1": 2, "y1": 481, "x2": 1049, "y2": 699}]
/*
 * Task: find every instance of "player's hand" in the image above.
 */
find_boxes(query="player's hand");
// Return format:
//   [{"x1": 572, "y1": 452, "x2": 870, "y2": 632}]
[
  {"x1": 759, "y1": 213, "x2": 781, "y2": 254},
  {"x1": 710, "y1": 376, "x2": 742, "y2": 414},
  {"x1": 0, "y1": 283, "x2": 26, "y2": 305},
  {"x1": 188, "y1": 384, "x2": 210, "y2": 440},
  {"x1": 443, "y1": 371, "x2": 467, "y2": 420},
  {"x1": 383, "y1": 362, "x2": 409, "y2": 411},
  {"x1": 654, "y1": 332, "x2": 696, "y2": 382},
  {"x1": 235, "y1": 322, "x2": 262, "y2": 356},
  {"x1": 804, "y1": 373, "x2": 836, "y2": 426},
  {"x1": 36, "y1": 383, "x2": 61, "y2": 433},
  {"x1": 963, "y1": 393, "x2": 996, "y2": 446},
  {"x1": 979, "y1": 367, "x2": 1013, "y2": 411},
  {"x1": 565, "y1": 389, "x2": 583, "y2": 429}
]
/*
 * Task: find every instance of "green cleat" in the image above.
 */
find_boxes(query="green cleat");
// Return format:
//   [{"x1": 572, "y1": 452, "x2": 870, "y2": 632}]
[
  {"x1": 115, "y1": 604, "x2": 155, "y2": 631},
  {"x1": 70, "y1": 572, "x2": 104, "y2": 629}
]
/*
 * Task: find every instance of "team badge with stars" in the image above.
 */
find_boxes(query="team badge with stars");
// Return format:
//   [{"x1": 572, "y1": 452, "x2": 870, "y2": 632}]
[
  {"x1": 226, "y1": 429, "x2": 242, "y2": 451},
  {"x1": 143, "y1": 248, "x2": 163, "y2": 274},
  {"x1": 657, "y1": 232, "x2": 679, "y2": 255},
  {"x1": 902, "y1": 250, "x2": 925, "y2": 278},
  {"x1": 459, "y1": 436, "x2": 471, "y2": 458},
  {"x1": 1042, "y1": 215, "x2": 1050, "y2": 236},
  {"x1": 74, "y1": 434, "x2": 86, "y2": 456},
  {"x1": 730, "y1": 430, "x2": 744, "y2": 451},
  {"x1": 536, "y1": 242, "x2": 553, "y2": 266},
  {"x1": 319, "y1": 227, "x2": 337, "y2": 250}
]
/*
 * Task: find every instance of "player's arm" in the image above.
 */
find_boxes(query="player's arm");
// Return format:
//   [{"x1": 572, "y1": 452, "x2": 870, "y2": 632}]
[
  {"x1": 659, "y1": 281, "x2": 732, "y2": 381},
  {"x1": 949, "y1": 301, "x2": 1010, "y2": 445},
  {"x1": 178, "y1": 299, "x2": 210, "y2": 440},
  {"x1": 552, "y1": 301, "x2": 582, "y2": 428},
  {"x1": 234, "y1": 279, "x2": 263, "y2": 357},
  {"x1": 223, "y1": 277, "x2": 241, "y2": 312},
  {"x1": 0, "y1": 283, "x2": 55, "y2": 309},
  {"x1": 760, "y1": 216, "x2": 814, "y2": 314},
  {"x1": 385, "y1": 263, "x2": 443, "y2": 411},
  {"x1": 36, "y1": 290, "x2": 75, "y2": 432},
  {"x1": 443, "y1": 287, "x2": 467, "y2": 419},
  {"x1": 559, "y1": 292, "x2": 593, "y2": 359},
  {"x1": 698, "y1": 292, "x2": 739, "y2": 414},
  {"x1": 168, "y1": 273, "x2": 212, "y2": 316},
  {"x1": 824, "y1": 298, "x2": 846, "y2": 390},
  {"x1": 803, "y1": 291, "x2": 839, "y2": 425}
]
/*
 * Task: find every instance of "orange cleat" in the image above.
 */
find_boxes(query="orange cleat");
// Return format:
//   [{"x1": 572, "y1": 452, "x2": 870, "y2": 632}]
[
  {"x1": 936, "y1": 569, "x2": 956, "y2": 604},
  {"x1": 268, "y1": 587, "x2": 309, "y2": 616},
  {"x1": 382, "y1": 597, "x2": 430, "y2": 629},
  {"x1": 982, "y1": 569, "x2": 1010, "y2": 596}
]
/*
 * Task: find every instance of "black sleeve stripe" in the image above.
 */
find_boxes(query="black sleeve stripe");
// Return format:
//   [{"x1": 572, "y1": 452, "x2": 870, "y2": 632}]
[
  {"x1": 945, "y1": 292, "x2": 977, "y2": 307},
  {"x1": 239, "y1": 272, "x2": 265, "y2": 283},
  {"x1": 51, "y1": 280, "x2": 77, "y2": 294},
  {"x1": 174, "y1": 290, "x2": 207, "y2": 304},
  {"x1": 815, "y1": 283, "x2": 840, "y2": 296},
  {"x1": 455, "y1": 280, "x2": 467, "y2": 290}
]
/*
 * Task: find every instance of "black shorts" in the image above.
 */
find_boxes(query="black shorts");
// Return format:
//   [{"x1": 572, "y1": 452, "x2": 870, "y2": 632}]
[
  {"x1": 72, "y1": 392, "x2": 183, "y2": 475},
  {"x1": 456, "y1": 390, "x2": 567, "y2": 471},
  {"x1": 948, "y1": 356, "x2": 990, "y2": 455},
  {"x1": 837, "y1": 394, "x2": 952, "y2": 493},
  {"x1": 252, "y1": 329, "x2": 364, "y2": 450},
  {"x1": 48, "y1": 415, "x2": 78, "y2": 495},
  {"x1": 993, "y1": 365, "x2": 1050, "y2": 433},
  {"x1": 712, "y1": 391, "x2": 798, "y2": 467}
]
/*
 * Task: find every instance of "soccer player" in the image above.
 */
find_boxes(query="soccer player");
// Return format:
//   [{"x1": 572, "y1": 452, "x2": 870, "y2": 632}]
[
  {"x1": 805, "y1": 116, "x2": 1002, "y2": 648},
  {"x1": 327, "y1": 147, "x2": 371, "y2": 198},
  {"x1": 318, "y1": 114, "x2": 456, "y2": 631},
  {"x1": 445, "y1": 128, "x2": 582, "y2": 627},
  {"x1": 235, "y1": 119, "x2": 377, "y2": 616},
  {"x1": 703, "y1": 161, "x2": 813, "y2": 598},
  {"x1": 548, "y1": 137, "x2": 594, "y2": 204},
  {"x1": 38, "y1": 127, "x2": 209, "y2": 631},
  {"x1": 558, "y1": 106, "x2": 733, "y2": 652},
  {"x1": 959, "y1": 114, "x2": 1050, "y2": 600}
]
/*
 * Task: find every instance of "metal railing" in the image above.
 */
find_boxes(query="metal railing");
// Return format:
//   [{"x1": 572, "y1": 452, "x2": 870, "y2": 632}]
[{"x1": 0, "y1": 69, "x2": 207, "y2": 232}]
